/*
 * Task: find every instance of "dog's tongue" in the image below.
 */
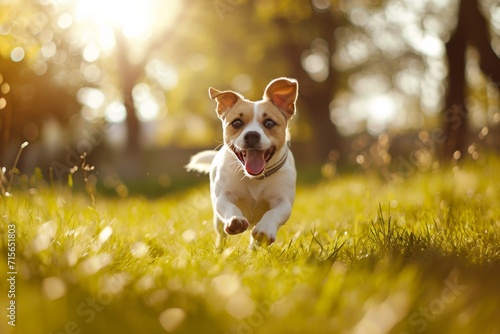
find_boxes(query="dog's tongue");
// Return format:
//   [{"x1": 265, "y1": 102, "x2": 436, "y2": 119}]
[{"x1": 245, "y1": 150, "x2": 265, "y2": 175}]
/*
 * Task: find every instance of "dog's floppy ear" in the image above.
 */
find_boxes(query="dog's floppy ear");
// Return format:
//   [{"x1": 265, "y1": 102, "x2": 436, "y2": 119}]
[
  {"x1": 263, "y1": 78, "x2": 298, "y2": 119},
  {"x1": 208, "y1": 87, "x2": 241, "y2": 117}
]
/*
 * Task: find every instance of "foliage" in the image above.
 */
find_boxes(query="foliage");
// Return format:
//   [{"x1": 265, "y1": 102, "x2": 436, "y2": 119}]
[
  {"x1": 2, "y1": 0, "x2": 497, "y2": 162},
  {"x1": 1, "y1": 156, "x2": 499, "y2": 333}
]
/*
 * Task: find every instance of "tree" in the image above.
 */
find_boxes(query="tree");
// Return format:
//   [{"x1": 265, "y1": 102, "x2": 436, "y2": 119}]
[
  {"x1": 272, "y1": 5, "x2": 344, "y2": 163},
  {"x1": 0, "y1": 1, "x2": 81, "y2": 165},
  {"x1": 0, "y1": 57, "x2": 79, "y2": 165},
  {"x1": 443, "y1": 0, "x2": 500, "y2": 159},
  {"x1": 112, "y1": 7, "x2": 191, "y2": 153}
]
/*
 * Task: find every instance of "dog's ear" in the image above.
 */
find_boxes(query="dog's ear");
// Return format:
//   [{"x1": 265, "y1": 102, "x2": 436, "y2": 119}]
[
  {"x1": 208, "y1": 87, "x2": 241, "y2": 117},
  {"x1": 263, "y1": 78, "x2": 298, "y2": 118}
]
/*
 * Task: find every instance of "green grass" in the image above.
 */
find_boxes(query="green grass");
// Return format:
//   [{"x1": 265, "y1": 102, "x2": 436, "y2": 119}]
[{"x1": 1, "y1": 156, "x2": 500, "y2": 334}]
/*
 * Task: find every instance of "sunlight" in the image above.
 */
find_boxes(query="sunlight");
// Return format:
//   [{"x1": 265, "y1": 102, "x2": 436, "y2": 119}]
[
  {"x1": 368, "y1": 95, "x2": 396, "y2": 124},
  {"x1": 75, "y1": 0, "x2": 152, "y2": 39},
  {"x1": 366, "y1": 94, "x2": 398, "y2": 134},
  {"x1": 68, "y1": 0, "x2": 182, "y2": 124},
  {"x1": 74, "y1": 0, "x2": 182, "y2": 41},
  {"x1": 132, "y1": 83, "x2": 162, "y2": 122},
  {"x1": 105, "y1": 101, "x2": 127, "y2": 123}
]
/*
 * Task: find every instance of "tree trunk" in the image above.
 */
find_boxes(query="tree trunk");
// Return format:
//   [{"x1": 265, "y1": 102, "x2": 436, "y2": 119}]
[
  {"x1": 443, "y1": 1, "x2": 467, "y2": 160},
  {"x1": 0, "y1": 98, "x2": 12, "y2": 166},
  {"x1": 122, "y1": 80, "x2": 141, "y2": 153},
  {"x1": 464, "y1": 0, "x2": 500, "y2": 85},
  {"x1": 114, "y1": 29, "x2": 142, "y2": 154},
  {"x1": 443, "y1": 0, "x2": 500, "y2": 160},
  {"x1": 299, "y1": 79, "x2": 342, "y2": 162},
  {"x1": 274, "y1": 10, "x2": 343, "y2": 165}
]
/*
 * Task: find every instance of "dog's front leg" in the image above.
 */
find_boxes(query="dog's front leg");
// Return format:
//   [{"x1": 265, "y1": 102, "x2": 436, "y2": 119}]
[
  {"x1": 251, "y1": 197, "x2": 292, "y2": 246},
  {"x1": 215, "y1": 193, "x2": 249, "y2": 236}
]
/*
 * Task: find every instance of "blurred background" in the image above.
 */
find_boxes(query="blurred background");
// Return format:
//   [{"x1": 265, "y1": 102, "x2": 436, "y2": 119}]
[{"x1": 0, "y1": 0, "x2": 499, "y2": 195}]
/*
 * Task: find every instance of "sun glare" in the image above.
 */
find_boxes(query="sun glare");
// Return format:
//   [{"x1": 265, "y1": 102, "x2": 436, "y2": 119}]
[
  {"x1": 67, "y1": 0, "x2": 182, "y2": 124},
  {"x1": 74, "y1": 0, "x2": 182, "y2": 41}
]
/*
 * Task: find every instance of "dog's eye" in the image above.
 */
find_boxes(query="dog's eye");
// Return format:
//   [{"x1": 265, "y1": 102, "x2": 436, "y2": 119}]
[
  {"x1": 263, "y1": 119, "x2": 276, "y2": 129},
  {"x1": 231, "y1": 119, "x2": 243, "y2": 129}
]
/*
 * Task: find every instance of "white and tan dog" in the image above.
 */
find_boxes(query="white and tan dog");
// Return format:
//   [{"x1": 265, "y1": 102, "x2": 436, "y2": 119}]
[{"x1": 186, "y1": 77, "x2": 298, "y2": 248}]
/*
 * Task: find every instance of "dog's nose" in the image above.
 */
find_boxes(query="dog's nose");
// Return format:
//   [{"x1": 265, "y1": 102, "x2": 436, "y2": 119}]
[{"x1": 244, "y1": 131, "x2": 260, "y2": 147}]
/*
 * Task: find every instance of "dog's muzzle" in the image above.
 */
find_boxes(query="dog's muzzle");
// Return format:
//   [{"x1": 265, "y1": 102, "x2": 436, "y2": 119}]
[{"x1": 230, "y1": 145, "x2": 276, "y2": 176}]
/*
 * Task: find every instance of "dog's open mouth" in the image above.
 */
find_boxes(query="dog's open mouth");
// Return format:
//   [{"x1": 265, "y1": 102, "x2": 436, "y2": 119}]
[{"x1": 231, "y1": 145, "x2": 276, "y2": 176}]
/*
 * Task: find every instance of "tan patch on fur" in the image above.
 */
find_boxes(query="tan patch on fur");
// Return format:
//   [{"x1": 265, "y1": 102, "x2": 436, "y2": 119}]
[
  {"x1": 222, "y1": 100, "x2": 255, "y2": 144},
  {"x1": 256, "y1": 101, "x2": 288, "y2": 150}
]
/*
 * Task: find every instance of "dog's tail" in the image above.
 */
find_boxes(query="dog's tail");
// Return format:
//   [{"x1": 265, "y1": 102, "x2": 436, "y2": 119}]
[{"x1": 185, "y1": 150, "x2": 217, "y2": 174}]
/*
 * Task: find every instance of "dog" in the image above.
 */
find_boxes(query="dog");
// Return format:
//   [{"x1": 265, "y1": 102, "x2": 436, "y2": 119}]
[{"x1": 186, "y1": 77, "x2": 298, "y2": 248}]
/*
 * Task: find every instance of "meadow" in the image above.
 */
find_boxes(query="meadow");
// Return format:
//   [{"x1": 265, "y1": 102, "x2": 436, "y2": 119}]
[{"x1": 1, "y1": 155, "x2": 500, "y2": 334}]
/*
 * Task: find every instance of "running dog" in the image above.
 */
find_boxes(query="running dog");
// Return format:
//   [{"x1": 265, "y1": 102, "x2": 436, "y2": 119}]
[{"x1": 186, "y1": 78, "x2": 298, "y2": 248}]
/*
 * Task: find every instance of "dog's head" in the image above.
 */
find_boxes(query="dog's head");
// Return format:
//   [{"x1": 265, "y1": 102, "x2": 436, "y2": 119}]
[{"x1": 208, "y1": 77, "x2": 298, "y2": 177}]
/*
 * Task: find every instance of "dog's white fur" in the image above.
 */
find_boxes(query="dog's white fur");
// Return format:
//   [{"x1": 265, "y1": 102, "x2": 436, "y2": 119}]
[{"x1": 186, "y1": 78, "x2": 298, "y2": 247}]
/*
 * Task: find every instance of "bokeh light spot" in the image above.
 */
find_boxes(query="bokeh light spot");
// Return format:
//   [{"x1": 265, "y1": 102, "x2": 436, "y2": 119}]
[{"x1": 10, "y1": 47, "x2": 25, "y2": 62}]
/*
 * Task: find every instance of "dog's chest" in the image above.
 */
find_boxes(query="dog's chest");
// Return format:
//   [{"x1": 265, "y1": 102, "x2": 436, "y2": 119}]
[
  {"x1": 228, "y1": 180, "x2": 270, "y2": 224},
  {"x1": 235, "y1": 195, "x2": 270, "y2": 225}
]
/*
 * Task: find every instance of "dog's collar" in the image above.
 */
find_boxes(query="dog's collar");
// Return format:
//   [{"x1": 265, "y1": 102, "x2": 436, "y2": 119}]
[{"x1": 254, "y1": 146, "x2": 289, "y2": 180}]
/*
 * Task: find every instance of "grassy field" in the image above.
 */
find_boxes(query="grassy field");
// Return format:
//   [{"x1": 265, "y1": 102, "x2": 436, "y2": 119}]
[{"x1": 1, "y1": 156, "x2": 500, "y2": 334}]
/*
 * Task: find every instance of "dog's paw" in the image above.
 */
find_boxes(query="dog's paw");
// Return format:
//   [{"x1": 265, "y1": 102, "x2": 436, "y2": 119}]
[
  {"x1": 251, "y1": 225, "x2": 276, "y2": 245},
  {"x1": 224, "y1": 216, "x2": 249, "y2": 235}
]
